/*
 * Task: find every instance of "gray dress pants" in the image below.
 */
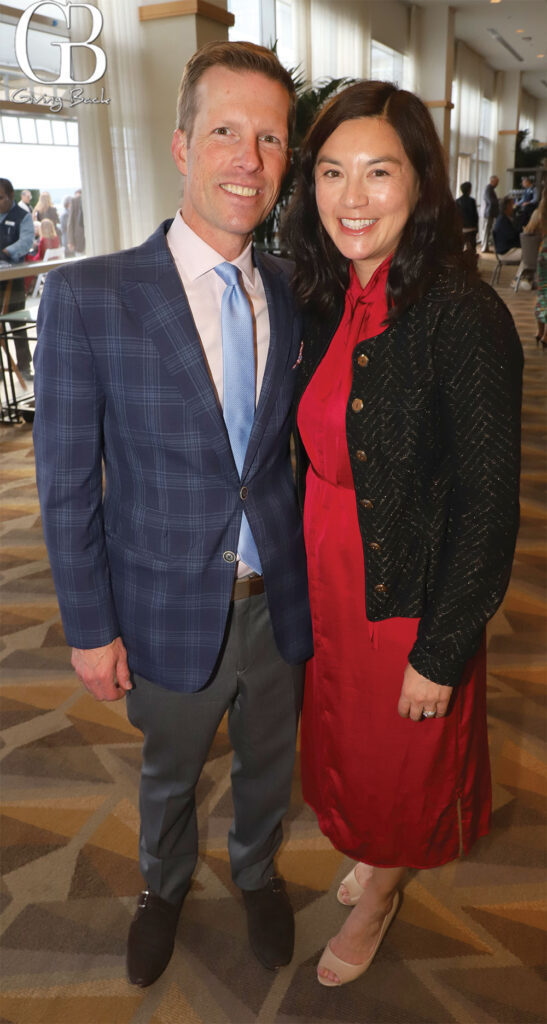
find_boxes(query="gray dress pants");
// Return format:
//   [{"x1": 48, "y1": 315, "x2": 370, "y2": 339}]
[{"x1": 126, "y1": 592, "x2": 304, "y2": 906}]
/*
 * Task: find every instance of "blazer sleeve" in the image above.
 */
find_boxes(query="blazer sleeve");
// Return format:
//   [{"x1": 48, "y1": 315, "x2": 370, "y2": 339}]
[
  {"x1": 33, "y1": 268, "x2": 121, "y2": 649},
  {"x1": 408, "y1": 287, "x2": 523, "y2": 686}
]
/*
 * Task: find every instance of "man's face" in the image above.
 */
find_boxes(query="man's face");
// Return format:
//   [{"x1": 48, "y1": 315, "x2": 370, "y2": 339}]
[
  {"x1": 0, "y1": 187, "x2": 13, "y2": 215},
  {"x1": 172, "y1": 65, "x2": 290, "y2": 260},
  {"x1": 21, "y1": 190, "x2": 31, "y2": 203},
  {"x1": 491, "y1": 176, "x2": 499, "y2": 188}
]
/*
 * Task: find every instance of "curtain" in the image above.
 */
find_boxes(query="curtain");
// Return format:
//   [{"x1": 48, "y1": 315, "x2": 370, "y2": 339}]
[
  {"x1": 520, "y1": 90, "x2": 537, "y2": 141},
  {"x1": 71, "y1": 0, "x2": 157, "y2": 255},
  {"x1": 291, "y1": 0, "x2": 371, "y2": 82},
  {"x1": 451, "y1": 40, "x2": 491, "y2": 195}
]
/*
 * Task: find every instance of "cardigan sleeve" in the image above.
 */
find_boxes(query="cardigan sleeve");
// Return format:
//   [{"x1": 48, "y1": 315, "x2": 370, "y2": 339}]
[{"x1": 408, "y1": 285, "x2": 523, "y2": 686}]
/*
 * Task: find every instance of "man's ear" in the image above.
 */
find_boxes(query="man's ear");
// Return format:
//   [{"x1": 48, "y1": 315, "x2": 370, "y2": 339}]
[{"x1": 171, "y1": 129, "x2": 188, "y2": 175}]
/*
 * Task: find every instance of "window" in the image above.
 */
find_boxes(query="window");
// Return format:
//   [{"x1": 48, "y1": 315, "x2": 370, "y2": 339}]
[
  {"x1": 228, "y1": 0, "x2": 262, "y2": 45},
  {"x1": 370, "y1": 40, "x2": 404, "y2": 86},
  {"x1": 276, "y1": 0, "x2": 297, "y2": 70},
  {"x1": 0, "y1": 114, "x2": 78, "y2": 147}
]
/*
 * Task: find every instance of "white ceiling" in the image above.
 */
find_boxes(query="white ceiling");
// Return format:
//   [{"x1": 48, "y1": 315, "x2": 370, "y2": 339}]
[{"x1": 408, "y1": 0, "x2": 547, "y2": 99}]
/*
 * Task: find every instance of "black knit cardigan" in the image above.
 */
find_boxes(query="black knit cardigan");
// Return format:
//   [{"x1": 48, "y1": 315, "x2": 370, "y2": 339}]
[{"x1": 293, "y1": 271, "x2": 523, "y2": 687}]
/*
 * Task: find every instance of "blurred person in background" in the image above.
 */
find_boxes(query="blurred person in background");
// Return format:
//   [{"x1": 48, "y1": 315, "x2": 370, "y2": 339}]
[
  {"x1": 455, "y1": 181, "x2": 479, "y2": 255},
  {"x1": 33, "y1": 191, "x2": 60, "y2": 239},
  {"x1": 60, "y1": 197, "x2": 73, "y2": 257},
  {"x1": 0, "y1": 177, "x2": 34, "y2": 380},
  {"x1": 481, "y1": 174, "x2": 499, "y2": 252},
  {"x1": 67, "y1": 190, "x2": 85, "y2": 255},
  {"x1": 18, "y1": 189, "x2": 33, "y2": 215}
]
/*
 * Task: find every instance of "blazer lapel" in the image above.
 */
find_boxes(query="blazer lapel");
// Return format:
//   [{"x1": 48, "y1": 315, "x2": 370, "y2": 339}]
[
  {"x1": 242, "y1": 252, "x2": 296, "y2": 476},
  {"x1": 122, "y1": 223, "x2": 237, "y2": 474}
]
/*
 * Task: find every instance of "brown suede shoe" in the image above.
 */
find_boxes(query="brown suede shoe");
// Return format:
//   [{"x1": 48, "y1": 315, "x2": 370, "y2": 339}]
[
  {"x1": 241, "y1": 875, "x2": 295, "y2": 970},
  {"x1": 126, "y1": 890, "x2": 184, "y2": 987}
]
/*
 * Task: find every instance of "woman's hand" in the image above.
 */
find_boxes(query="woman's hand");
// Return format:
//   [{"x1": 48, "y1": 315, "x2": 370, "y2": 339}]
[{"x1": 397, "y1": 663, "x2": 453, "y2": 721}]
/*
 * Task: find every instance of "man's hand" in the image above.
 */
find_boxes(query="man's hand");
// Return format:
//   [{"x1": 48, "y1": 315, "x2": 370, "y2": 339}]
[
  {"x1": 397, "y1": 662, "x2": 453, "y2": 721},
  {"x1": 71, "y1": 637, "x2": 131, "y2": 702}
]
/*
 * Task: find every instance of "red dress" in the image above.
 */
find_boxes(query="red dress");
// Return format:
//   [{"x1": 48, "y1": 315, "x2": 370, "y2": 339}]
[{"x1": 297, "y1": 259, "x2": 491, "y2": 868}]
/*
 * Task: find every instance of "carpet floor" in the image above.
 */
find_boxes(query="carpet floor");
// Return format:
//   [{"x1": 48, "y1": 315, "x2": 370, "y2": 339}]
[{"x1": 0, "y1": 266, "x2": 545, "y2": 1024}]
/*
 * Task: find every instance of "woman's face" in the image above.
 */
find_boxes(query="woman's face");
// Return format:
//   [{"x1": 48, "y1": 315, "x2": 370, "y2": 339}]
[{"x1": 314, "y1": 116, "x2": 419, "y2": 285}]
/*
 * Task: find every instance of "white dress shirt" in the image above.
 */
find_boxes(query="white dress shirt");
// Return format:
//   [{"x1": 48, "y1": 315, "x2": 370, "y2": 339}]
[
  {"x1": 166, "y1": 210, "x2": 269, "y2": 408},
  {"x1": 166, "y1": 211, "x2": 270, "y2": 576}
]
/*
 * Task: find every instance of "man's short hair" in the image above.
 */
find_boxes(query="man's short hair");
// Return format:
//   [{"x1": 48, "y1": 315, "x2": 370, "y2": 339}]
[
  {"x1": 0, "y1": 178, "x2": 14, "y2": 200},
  {"x1": 176, "y1": 40, "x2": 296, "y2": 142}
]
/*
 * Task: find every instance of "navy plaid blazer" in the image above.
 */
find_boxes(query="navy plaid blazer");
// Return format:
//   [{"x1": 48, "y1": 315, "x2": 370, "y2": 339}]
[{"x1": 34, "y1": 221, "x2": 313, "y2": 691}]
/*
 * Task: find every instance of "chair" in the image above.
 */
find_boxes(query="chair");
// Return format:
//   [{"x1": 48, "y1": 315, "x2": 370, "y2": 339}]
[
  {"x1": 31, "y1": 246, "x2": 63, "y2": 299},
  {"x1": 514, "y1": 232, "x2": 541, "y2": 291},
  {"x1": 490, "y1": 249, "x2": 521, "y2": 288}
]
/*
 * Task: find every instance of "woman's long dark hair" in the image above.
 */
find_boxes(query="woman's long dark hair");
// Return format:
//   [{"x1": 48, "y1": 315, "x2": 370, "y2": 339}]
[{"x1": 283, "y1": 80, "x2": 478, "y2": 321}]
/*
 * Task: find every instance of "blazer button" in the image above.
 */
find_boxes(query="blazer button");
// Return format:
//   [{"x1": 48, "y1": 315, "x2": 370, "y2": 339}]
[
  {"x1": 360, "y1": 498, "x2": 374, "y2": 510},
  {"x1": 355, "y1": 449, "x2": 367, "y2": 462},
  {"x1": 368, "y1": 541, "x2": 381, "y2": 551},
  {"x1": 374, "y1": 583, "x2": 388, "y2": 594},
  {"x1": 352, "y1": 398, "x2": 364, "y2": 412},
  {"x1": 240, "y1": 486, "x2": 248, "y2": 500},
  {"x1": 223, "y1": 551, "x2": 236, "y2": 563},
  {"x1": 357, "y1": 353, "x2": 369, "y2": 367}
]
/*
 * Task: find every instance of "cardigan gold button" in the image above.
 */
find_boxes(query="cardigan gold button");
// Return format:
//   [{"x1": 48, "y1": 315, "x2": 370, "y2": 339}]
[
  {"x1": 356, "y1": 449, "x2": 367, "y2": 462},
  {"x1": 368, "y1": 541, "x2": 381, "y2": 551},
  {"x1": 374, "y1": 583, "x2": 388, "y2": 594},
  {"x1": 352, "y1": 398, "x2": 364, "y2": 412},
  {"x1": 223, "y1": 551, "x2": 236, "y2": 563},
  {"x1": 360, "y1": 498, "x2": 374, "y2": 510},
  {"x1": 240, "y1": 486, "x2": 248, "y2": 500},
  {"x1": 357, "y1": 353, "x2": 369, "y2": 367}
]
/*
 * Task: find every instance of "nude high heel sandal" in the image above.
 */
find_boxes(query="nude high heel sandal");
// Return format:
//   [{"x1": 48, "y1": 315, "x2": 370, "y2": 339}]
[
  {"x1": 317, "y1": 891, "x2": 400, "y2": 987},
  {"x1": 336, "y1": 864, "x2": 373, "y2": 906}
]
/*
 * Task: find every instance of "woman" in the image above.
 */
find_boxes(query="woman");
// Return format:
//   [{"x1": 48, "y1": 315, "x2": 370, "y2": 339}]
[
  {"x1": 26, "y1": 218, "x2": 60, "y2": 263},
  {"x1": 33, "y1": 191, "x2": 60, "y2": 234},
  {"x1": 25, "y1": 218, "x2": 60, "y2": 292},
  {"x1": 284, "y1": 81, "x2": 522, "y2": 987}
]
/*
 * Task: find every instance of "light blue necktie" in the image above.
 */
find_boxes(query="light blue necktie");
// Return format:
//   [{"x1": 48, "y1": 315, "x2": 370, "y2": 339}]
[{"x1": 215, "y1": 261, "x2": 262, "y2": 574}]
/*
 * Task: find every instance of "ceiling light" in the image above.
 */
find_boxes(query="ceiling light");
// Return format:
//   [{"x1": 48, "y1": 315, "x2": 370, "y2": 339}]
[
  {"x1": 538, "y1": 54, "x2": 545, "y2": 59},
  {"x1": 490, "y1": 0, "x2": 502, "y2": 5},
  {"x1": 516, "y1": 29, "x2": 524, "y2": 34}
]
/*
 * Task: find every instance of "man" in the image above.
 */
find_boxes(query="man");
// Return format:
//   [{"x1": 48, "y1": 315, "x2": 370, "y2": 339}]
[
  {"x1": 515, "y1": 175, "x2": 537, "y2": 229},
  {"x1": 455, "y1": 180, "x2": 479, "y2": 253},
  {"x1": 492, "y1": 194, "x2": 533, "y2": 290},
  {"x1": 493, "y1": 195, "x2": 521, "y2": 257},
  {"x1": 18, "y1": 188, "x2": 33, "y2": 215},
  {"x1": 481, "y1": 174, "x2": 499, "y2": 252},
  {"x1": 66, "y1": 189, "x2": 85, "y2": 254},
  {"x1": 0, "y1": 178, "x2": 35, "y2": 380},
  {"x1": 33, "y1": 41, "x2": 312, "y2": 989}
]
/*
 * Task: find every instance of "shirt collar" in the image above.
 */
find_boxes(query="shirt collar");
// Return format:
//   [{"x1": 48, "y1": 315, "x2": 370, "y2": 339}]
[
  {"x1": 347, "y1": 254, "x2": 392, "y2": 308},
  {"x1": 167, "y1": 210, "x2": 255, "y2": 289}
]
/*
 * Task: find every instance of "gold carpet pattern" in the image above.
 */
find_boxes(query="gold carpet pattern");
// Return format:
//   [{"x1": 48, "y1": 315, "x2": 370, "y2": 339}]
[{"x1": 0, "y1": 272, "x2": 545, "y2": 1024}]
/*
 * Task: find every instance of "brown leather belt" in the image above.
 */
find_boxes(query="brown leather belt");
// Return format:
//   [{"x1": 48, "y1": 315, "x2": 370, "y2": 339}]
[{"x1": 231, "y1": 575, "x2": 265, "y2": 601}]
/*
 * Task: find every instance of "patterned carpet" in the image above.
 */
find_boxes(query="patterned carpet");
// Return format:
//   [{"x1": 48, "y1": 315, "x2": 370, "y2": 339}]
[{"x1": 0, "y1": 266, "x2": 545, "y2": 1024}]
